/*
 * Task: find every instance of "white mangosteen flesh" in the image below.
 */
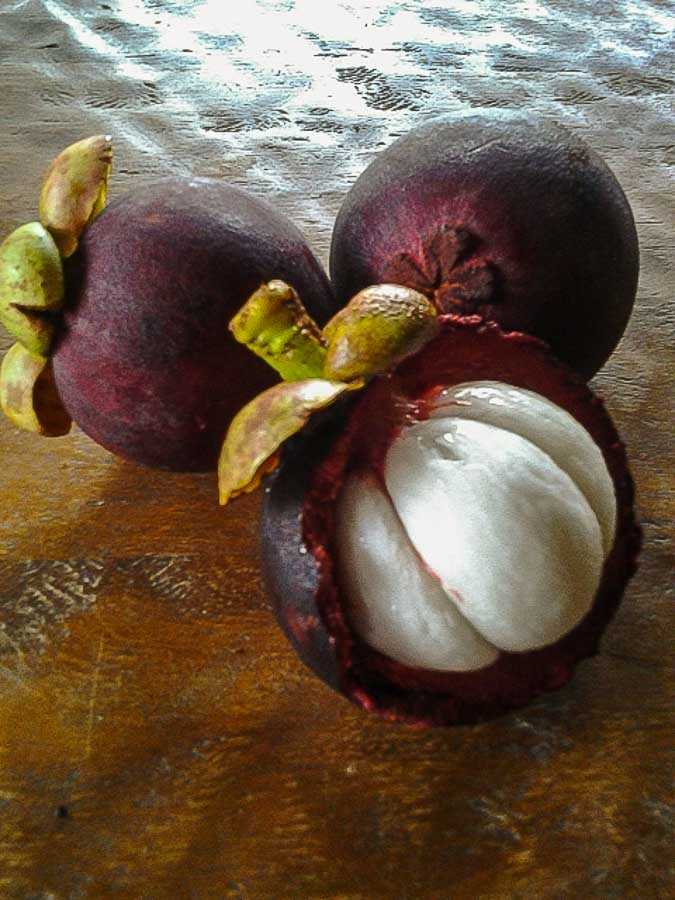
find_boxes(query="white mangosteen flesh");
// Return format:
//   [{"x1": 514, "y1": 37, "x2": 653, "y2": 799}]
[{"x1": 335, "y1": 381, "x2": 617, "y2": 673}]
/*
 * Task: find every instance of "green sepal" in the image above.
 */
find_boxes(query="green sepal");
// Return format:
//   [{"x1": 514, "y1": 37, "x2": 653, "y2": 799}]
[
  {"x1": 322, "y1": 283, "x2": 439, "y2": 382},
  {"x1": 0, "y1": 342, "x2": 71, "y2": 436},
  {"x1": 39, "y1": 134, "x2": 113, "y2": 257},
  {"x1": 0, "y1": 222, "x2": 64, "y2": 355},
  {"x1": 218, "y1": 378, "x2": 361, "y2": 505}
]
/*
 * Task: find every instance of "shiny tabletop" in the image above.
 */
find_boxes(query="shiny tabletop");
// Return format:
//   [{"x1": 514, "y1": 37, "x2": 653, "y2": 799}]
[{"x1": 0, "y1": 2, "x2": 673, "y2": 898}]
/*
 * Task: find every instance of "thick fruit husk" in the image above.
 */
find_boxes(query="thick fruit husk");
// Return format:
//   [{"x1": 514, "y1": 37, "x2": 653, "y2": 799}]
[
  {"x1": 329, "y1": 113, "x2": 639, "y2": 379},
  {"x1": 52, "y1": 178, "x2": 335, "y2": 472},
  {"x1": 261, "y1": 316, "x2": 641, "y2": 726}
]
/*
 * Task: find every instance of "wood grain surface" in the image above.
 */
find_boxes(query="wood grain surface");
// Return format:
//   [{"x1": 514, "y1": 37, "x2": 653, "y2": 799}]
[{"x1": 1, "y1": 2, "x2": 673, "y2": 898}]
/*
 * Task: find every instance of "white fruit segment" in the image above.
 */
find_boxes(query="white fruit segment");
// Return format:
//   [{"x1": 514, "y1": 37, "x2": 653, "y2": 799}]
[
  {"x1": 428, "y1": 382, "x2": 616, "y2": 554},
  {"x1": 335, "y1": 381, "x2": 615, "y2": 672},
  {"x1": 336, "y1": 473, "x2": 499, "y2": 671}
]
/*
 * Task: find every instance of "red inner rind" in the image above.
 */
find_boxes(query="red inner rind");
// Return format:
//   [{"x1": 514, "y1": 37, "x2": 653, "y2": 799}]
[{"x1": 301, "y1": 316, "x2": 641, "y2": 726}]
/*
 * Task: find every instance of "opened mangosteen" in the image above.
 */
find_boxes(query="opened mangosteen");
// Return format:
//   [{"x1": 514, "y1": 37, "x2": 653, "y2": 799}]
[
  {"x1": 0, "y1": 137, "x2": 335, "y2": 472},
  {"x1": 330, "y1": 112, "x2": 640, "y2": 379},
  {"x1": 219, "y1": 283, "x2": 640, "y2": 726}
]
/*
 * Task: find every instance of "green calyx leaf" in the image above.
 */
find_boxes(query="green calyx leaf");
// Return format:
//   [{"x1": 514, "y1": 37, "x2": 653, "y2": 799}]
[
  {"x1": 219, "y1": 282, "x2": 440, "y2": 507},
  {"x1": 0, "y1": 222, "x2": 64, "y2": 355},
  {"x1": 230, "y1": 280, "x2": 327, "y2": 382},
  {"x1": 218, "y1": 378, "x2": 360, "y2": 505},
  {"x1": 322, "y1": 283, "x2": 439, "y2": 382},
  {"x1": 39, "y1": 134, "x2": 113, "y2": 258},
  {"x1": 1, "y1": 342, "x2": 71, "y2": 436}
]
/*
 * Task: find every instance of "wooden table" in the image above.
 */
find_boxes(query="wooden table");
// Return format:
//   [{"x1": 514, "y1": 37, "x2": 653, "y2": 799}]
[{"x1": 1, "y1": 2, "x2": 673, "y2": 897}]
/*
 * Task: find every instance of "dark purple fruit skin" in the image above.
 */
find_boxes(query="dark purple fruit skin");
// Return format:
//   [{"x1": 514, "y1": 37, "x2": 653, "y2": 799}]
[
  {"x1": 53, "y1": 178, "x2": 335, "y2": 472},
  {"x1": 261, "y1": 409, "x2": 350, "y2": 695},
  {"x1": 330, "y1": 112, "x2": 639, "y2": 379},
  {"x1": 261, "y1": 317, "x2": 641, "y2": 727}
]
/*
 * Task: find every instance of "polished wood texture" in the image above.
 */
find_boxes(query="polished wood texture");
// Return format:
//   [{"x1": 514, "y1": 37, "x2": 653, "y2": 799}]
[{"x1": 1, "y1": 2, "x2": 673, "y2": 897}]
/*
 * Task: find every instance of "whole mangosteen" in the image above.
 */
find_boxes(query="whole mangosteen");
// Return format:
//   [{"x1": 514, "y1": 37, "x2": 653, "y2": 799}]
[
  {"x1": 53, "y1": 178, "x2": 335, "y2": 471},
  {"x1": 330, "y1": 113, "x2": 639, "y2": 379}
]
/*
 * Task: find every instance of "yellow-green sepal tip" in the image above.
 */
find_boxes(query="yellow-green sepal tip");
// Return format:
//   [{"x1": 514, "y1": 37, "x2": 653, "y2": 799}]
[{"x1": 39, "y1": 134, "x2": 113, "y2": 258}]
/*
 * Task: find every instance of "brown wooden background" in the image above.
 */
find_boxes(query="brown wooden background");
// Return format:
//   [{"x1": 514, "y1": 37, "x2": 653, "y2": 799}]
[{"x1": 1, "y1": 2, "x2": 673, "y2": 898}]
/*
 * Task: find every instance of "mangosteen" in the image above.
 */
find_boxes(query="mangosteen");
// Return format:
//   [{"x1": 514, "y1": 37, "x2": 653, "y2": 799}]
[
  {"x1": 329, "y1": 112, "x2": 639, "y2": 379},
  {"x1": 0, "y1": 136, "x2": 336, "y2": 472},
  {"x1": 220, "y1": 285, "x2": 640, "y2": 726},
  {"x1": 52, "y1": 178, "x2": 335, "y2": 472}
]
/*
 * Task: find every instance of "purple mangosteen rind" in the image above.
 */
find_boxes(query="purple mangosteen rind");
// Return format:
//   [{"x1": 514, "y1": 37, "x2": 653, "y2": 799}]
[
  {"x1": 329, "y1": 112, "x2": 640, "y2": 380},
  {"x1": 261, "y1": 316, "x2": 641, "y2": 727},
  {"x1": 261, "y1": 400, "x2": 356, "y2": 694}
]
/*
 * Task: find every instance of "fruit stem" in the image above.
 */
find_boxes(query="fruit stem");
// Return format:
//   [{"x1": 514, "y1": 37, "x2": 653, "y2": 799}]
[{"x1": 230, "y1": 280, "x2": 327, "y2": 382}]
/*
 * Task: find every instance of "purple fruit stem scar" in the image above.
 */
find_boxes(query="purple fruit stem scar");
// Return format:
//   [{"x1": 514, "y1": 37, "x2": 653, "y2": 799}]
[{"x1": 382, "y1": 225, "x2": 498, "y2": 316}]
